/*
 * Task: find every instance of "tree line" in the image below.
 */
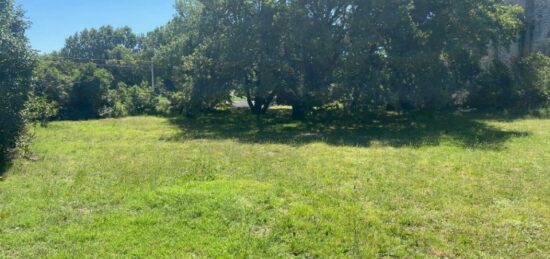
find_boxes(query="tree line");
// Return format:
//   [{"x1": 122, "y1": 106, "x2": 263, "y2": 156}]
[{"x1": 2, "y1": 0, "x2": 550, "y2": 163}]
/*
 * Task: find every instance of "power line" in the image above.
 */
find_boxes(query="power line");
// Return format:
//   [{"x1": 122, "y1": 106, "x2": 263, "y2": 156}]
[
  {"x1": 40, "y1": 57, "x2": 162, "y2": 88},
  {"x1": 41, "y1": 58, "x2": 155, "y2": 68},
  {"x1": 40, "y1": 56, "x2": 154, "y2": 64}
]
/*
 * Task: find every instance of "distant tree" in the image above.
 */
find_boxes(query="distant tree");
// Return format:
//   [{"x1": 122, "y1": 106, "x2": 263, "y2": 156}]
[
  {"x1": 141, "y1": 6, "x2": 200, "y2": 93},
  {"x1": 0, "y1": 0, "x2": 36, "y2": 162},
  {"x1": 61, "y1": 26, "x2": 138, "y2": 61},
  {"x1": 60, "y1": 26, "x2": 153, "y2": 89},
  {"x1": 106, "y1": 45, "x2": 148, "y2": 86}
]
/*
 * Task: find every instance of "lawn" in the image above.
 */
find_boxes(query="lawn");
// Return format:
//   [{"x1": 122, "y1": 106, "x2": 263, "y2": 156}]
[{"x1": 1, "y1": 109, "x2": 549, "y2": 257}]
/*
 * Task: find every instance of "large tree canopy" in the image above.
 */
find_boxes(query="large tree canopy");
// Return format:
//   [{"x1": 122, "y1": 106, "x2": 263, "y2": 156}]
[{"x1": 167, "y1": 0, "x2": 523, "y2": 118}]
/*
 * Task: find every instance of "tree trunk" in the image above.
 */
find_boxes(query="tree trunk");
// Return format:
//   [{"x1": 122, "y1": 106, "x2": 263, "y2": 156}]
[
  {"x1": 250, "y1": 104, "x2": 264, "y2": 115},
  {"x1": 246, "y1": 92, "x2": 261, "y2": 115},
  {"x1": 291, "y1": 103, "x2": 306, "y2": 120},
  {"x1": 247, "y1": 92, "x2": 275, "y2": 115}
]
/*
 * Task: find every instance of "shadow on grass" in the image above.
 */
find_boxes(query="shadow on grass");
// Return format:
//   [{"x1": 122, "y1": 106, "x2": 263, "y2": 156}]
[
  {"x1": 0, "y1": 157, "x2": 12, "y2": 178},
  {"x1": 163, "y1": 109, "x2": 529, "y2": 150}
]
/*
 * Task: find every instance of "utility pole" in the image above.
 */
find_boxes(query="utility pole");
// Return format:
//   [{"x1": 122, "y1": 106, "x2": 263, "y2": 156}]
[
  {"x1": 150, "y1": 48, "x2": 156, "y2": 89},
  {"x1": 150, "y1": 62, "x2": 155, "y2": 89}
]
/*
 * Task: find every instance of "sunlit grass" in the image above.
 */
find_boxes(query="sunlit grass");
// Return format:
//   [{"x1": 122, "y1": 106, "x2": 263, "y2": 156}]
[{"x1": 1, "y1": 110, "x2": 549, "y2": 257}]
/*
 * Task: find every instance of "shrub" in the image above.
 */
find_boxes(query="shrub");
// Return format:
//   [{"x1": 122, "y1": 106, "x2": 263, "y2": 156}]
[
  {"x1": 32, "y1": 59, "x2": 73, "y2": 107},
  {"x1": 65, "y1": 65, "x2": 113, "y2": 119},
  {"x1": 155, "y1": 96, "x2": 172, "y2": 115},
  {"x1": 100, "y1": 82, "x2": 170, "y2": 117},
  {"x1": 23, "y1": 94, "x2": 59, "y2": 127},
  {"x1": 100, "y1": 100, "x2": 128, "y2": 118},
  {"x1": 125, "y1": 83, "x2": 157, "y2": 115},
  {"x1": 468, "y1": 53, "x2": 550, "y2": 111},
  {"x1": 468, "y1": 61, "x2": 516, "y2": 110},
  {"x1": 513, "y1": 53, "x2": 550, "y2": 109}
]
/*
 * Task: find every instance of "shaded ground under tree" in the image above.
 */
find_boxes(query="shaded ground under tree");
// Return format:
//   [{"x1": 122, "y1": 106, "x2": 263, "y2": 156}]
[
  {"x1": 0, "y1": 156, "x2": 13, "y2": 177},
  {"x1": 165, "y1": 109, "x2": 530, "y2": 150}
]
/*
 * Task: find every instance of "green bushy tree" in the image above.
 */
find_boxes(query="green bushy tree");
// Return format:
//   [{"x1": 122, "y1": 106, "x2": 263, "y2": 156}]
[
  {"x1": 0, "y1": 0, "x2": 36, "y2": 162},
  {"x1": 62, "y1": 26, "x2": 138, "y2": 61}
]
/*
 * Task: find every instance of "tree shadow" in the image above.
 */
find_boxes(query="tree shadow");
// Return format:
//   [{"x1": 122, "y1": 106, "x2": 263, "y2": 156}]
[
  {"x1": 0, "y1": 157, "x2": 12, "y2": 179},
  {"x1": 163, "y1": 109, "x2": 530, "y2": 150}
]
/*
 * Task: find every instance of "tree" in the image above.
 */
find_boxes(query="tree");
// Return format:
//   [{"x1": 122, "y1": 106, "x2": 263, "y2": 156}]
[
  {"x1": 158, "y1": 0, "x2": 524, "y2": 118},
  {"x1": 281, "y1": 0, "x2": 349, "y2": 119},
  {"x1": 341, "y1": 0, "x2": 523, "y2": 112},
  {"x1": 142, "y1": 6, "x2": 200, "y2": 93},
  {"x1": 224, "y1": 0, "x2": 288, "y2": 115},
  {"x1": 106, "y1": 45, "x2": 148, "y2": 87},
  {"x1": 61, "y1": 26, "x2": 138, "y2": 61},
  {"x1": 177, "y1": 0, "x2": 346, "y2": 117},
  {"x1": 59, "y1": 26, "x2": 151, "y2": 89},
  {"x1": 174, "y1": 0, "x2": 235, "y2": 116},
  {"x1": 0, "y1": 0, "x2": 36, "y2": 162}
]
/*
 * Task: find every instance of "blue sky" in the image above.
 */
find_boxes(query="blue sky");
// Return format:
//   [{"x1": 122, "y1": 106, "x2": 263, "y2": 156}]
[{"x1": 16, "y1": 0, "x2": 177, "y2": 53}]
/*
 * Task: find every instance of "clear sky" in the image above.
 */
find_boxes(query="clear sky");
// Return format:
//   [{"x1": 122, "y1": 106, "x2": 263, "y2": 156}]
[{"x1": 16, "y1": 0, "x2": 177, "y2": 53}]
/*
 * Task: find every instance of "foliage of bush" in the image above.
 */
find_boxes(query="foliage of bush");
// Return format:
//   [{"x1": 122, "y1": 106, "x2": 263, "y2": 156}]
[
  {"x1": 468, "y1": 61, "x2": 516, "y2": 110},
  {"x1": 64, "y1": 65, "x2": 113, "y2": 119},
  {"x1": 468, "y1": 53, "x2": 550, "y2": 111},
  {"x1": 23, "y1": 94, "x2": 59, "y2": 127},
  {"x1": 513, "y1": 53, "x2": 550, "y2": 109},
  {"x1": 32, "y1": 56, "x2": 172, "y2": 120},
  {"x1": 102, "y1": 82, "x2": 161, "y2": 117},
  {"x1": 154, "y1": 96, "x2": 172, "y2": 115}
]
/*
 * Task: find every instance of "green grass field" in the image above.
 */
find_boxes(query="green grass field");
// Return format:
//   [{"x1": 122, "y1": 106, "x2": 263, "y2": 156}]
[{"x1": 1, "y1": 110, "x2": 549, "y2": 257}]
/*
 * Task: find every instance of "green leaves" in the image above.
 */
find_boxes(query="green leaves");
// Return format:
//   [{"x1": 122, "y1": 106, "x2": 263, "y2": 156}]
[
  {"x1": 61, "y1": 26, "x2": 138, "y2": 61},
  {"x1": 28, "y1": 0, "x2": 541, "y2": 122},
  {"x1": 0, "y1": 0, "x2": 36, "y2": 161},
  {"x1": 165, "y1": 0, "x2": 526, "y2": 117}
]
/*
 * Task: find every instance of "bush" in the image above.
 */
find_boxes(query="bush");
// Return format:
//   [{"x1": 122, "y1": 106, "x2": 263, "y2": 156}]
[
  {"x1": 100, "y1": 82, "x2": 177, "y2": 118},
  {"x1": 513, "y1": 53, "x2": 550, "y2": 109},
  {"x1": 155, "y1": 96, "x2": 172, "y2": 115},
  {"x1": 32, "y1": 59, "x2": 73, "y2": 107},
  {"x1": 468, "y1": 61, "x2": 516, "y2": 110},
  {"x1": 125, "y1": 83, "x2": 157, "y2": 115},
  {"x1": 23, "y1": 94, "x2": 59, "y2": 127},
  {"x1": 468, "y1": 53, "x2": 550, "y2": 111},
  {"x1": 100, "y1": 99, "x2": 128, "y2": 118},
  {"x1": 65, "y1": 65, "x2": 113, "y2": 119}
]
